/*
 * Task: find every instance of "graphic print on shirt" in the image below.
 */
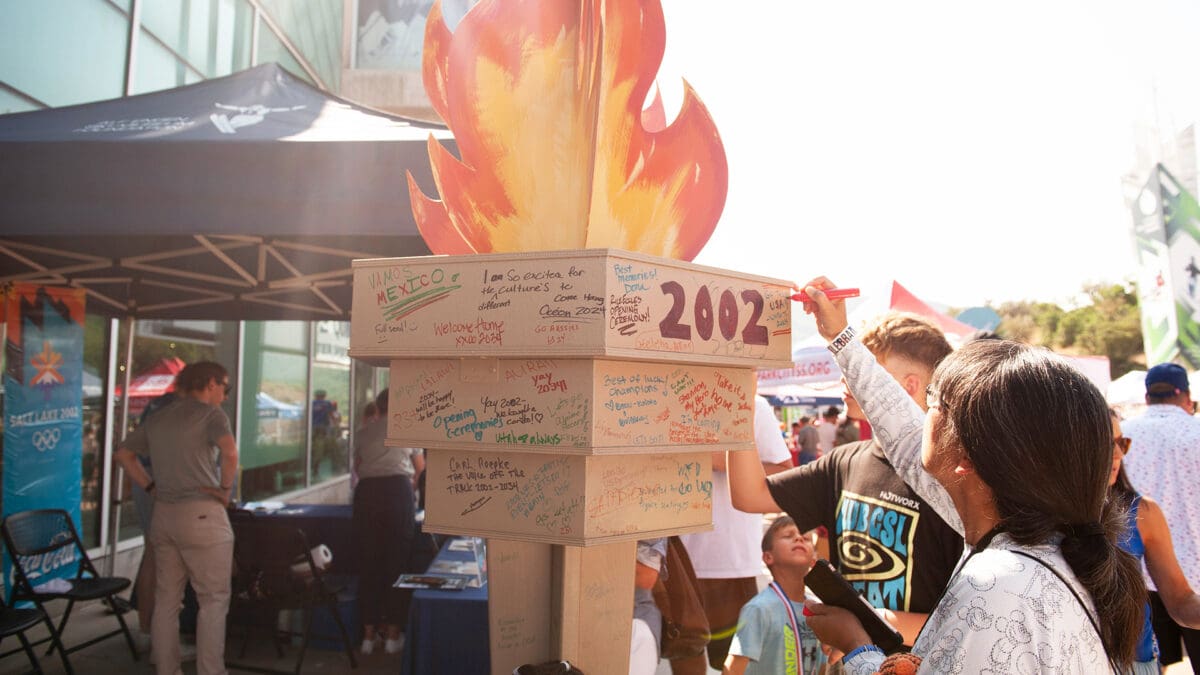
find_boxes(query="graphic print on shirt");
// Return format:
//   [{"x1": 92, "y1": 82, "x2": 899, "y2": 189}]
[
  {"x1": 834, "y1": 490, "x2": 917, "y2": 611},
  {"x1": 782, "y1": 623, "x2": 799, "y2": 675}
]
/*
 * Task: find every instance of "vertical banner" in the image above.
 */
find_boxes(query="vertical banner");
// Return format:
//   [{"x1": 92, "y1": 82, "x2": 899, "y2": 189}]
[
  {"x1": 3, "y1": 284, "x2": 86, "y2": 592},
  {"x1": 1157, "y1": 166, "x2": 1200, "y2": 368},
  {"x1": 1132, "y1": 168, "x2": 1182, "y2": 366}
]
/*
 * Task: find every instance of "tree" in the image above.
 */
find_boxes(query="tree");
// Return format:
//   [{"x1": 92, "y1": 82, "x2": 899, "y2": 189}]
[
  {"x1": 995, "y1": 300, "x2": 1064, "y2": 346},
  {"x1": 991, "y1": 282, "x2": 1144, "y2": 379},
  {"x1": 1057, "y1": 283, "x2": 1144, "y2": 378}
]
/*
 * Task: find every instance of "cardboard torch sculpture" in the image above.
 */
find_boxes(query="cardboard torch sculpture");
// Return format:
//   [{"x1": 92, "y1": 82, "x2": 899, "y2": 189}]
[
  {"x1": 407, "y1": 0, "x2": 728, "y2": 258},
  {"x1": 350, "y1": 1, "x2": 791, "y2": 672}
]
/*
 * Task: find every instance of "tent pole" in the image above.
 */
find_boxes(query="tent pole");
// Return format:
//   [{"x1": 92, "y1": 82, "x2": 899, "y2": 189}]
[
  {"x1": 103, "y1": 317, "x2": 136, "y2": 576},
  {"x1": 98, "y1": 319, "x2": 119, "y2": 560}
]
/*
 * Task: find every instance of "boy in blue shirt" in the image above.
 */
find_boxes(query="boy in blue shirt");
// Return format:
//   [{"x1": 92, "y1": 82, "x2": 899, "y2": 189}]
[{"x1": 724, "y1": 516, "x2": 826, "y2": 674}]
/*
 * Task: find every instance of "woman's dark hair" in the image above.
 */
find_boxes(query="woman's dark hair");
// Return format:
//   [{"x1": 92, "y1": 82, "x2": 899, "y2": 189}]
[
  {"x1": 175, "y1": 361, "x2": 228, "y2": 393},
  {"x1": 930, "y1": 340, "x2": 1144, "y2": 669}
]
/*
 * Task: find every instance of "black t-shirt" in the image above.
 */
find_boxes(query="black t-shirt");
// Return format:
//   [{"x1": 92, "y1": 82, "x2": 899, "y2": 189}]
[{"x1": 767, "y1": 440, "x2": 962, "y2": 614}]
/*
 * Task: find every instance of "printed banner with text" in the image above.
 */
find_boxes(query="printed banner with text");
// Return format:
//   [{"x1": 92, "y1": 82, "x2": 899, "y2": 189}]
[
  {"x1": 1157, "y1": 167, "x2": 1200, "y2": 368},
  {"x1": 3, "y1": 284, "x2": 86, "y2": 594}
]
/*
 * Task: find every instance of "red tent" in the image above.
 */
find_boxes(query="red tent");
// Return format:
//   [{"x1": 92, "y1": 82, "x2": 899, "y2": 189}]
[
  {"x1": 889, "y1": 281, "x2": 977, "y2": 340},
  {"x1": 115, "y1": 357, "x2": 185, "y2": 399}
]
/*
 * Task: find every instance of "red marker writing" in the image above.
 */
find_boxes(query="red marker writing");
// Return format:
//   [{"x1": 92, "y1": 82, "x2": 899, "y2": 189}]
[{"x1": 791, "y1": 288, "x2": 860, "y2": 302}]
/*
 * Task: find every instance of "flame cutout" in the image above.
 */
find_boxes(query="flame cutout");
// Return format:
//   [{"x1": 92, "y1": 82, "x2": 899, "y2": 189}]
[{"x1": 407, "y1": 0, "x2": 728, "y2": 260}]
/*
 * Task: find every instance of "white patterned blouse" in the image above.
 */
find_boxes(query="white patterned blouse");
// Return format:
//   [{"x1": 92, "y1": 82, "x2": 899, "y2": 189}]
[{"x1": 833, "y1": 336, "x2": 1114, "y2": 674}]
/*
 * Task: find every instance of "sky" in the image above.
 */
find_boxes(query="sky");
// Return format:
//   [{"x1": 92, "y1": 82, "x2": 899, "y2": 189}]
[{"x1": 651, "y1": 0, "x2": 1194, "y2": 310}]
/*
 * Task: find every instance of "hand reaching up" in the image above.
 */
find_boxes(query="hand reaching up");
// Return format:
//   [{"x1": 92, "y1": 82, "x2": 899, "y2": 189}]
[{"x1": 797, "y1": 276, "x2": 850, "y2": 342}]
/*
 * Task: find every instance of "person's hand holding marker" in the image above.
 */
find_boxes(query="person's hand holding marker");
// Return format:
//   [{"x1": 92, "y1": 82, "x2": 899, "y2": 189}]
[
  {"x1": 789, "y1": 288, "x2": 860, "y2": 303},
  {"x1": 794, "y1": 277, "x2": 851, "y2": 341}
]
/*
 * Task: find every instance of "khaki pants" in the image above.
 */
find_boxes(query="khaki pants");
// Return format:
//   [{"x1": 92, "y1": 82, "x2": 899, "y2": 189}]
[{"x1": 149, "y1": 499, "x2": 233, "y2": 675}]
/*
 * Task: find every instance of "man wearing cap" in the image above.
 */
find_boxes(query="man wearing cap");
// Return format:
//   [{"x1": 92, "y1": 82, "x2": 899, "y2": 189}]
[{"x1": 1123, "y1": 362, "x2": 1200, "y2": 672}]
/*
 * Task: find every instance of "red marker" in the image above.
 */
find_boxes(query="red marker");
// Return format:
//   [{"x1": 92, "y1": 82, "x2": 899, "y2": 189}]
[{"x1": 791, "y1": 288, "x2": 860, "y2": 302}]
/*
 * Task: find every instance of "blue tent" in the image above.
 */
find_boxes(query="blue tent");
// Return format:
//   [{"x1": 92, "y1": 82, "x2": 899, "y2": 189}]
[{"x1": 764, "y1": 393, "x2": 843, "y2": 408}]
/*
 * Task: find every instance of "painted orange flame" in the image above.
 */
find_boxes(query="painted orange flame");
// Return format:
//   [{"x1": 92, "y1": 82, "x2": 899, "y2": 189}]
[{"x1": 407, "y1": 0, "x2": 728, "y2": 261}]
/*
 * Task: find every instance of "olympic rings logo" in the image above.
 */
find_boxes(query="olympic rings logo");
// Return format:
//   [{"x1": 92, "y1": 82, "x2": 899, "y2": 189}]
[{"x1": 32, "y1": 429, "x2": 61, "y2": 452}]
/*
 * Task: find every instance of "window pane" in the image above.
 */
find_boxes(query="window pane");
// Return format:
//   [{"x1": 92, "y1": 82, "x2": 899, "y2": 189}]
[
  {"x1": 132, "y1": 31, "x2": 198, "y2": 95},
  {"x1": 311, "y1": 322, "x2": 350, "y2": 483},
  {"x1": 138, "y1": 0, "x2": 251, "y2": 78},
  {"x1": 255, "y1": 17, "x2": 313, "y2": 86},
  {"x1": 257, "y1": 0, "x2": 341, "y2": 90},
  {"x1": 139, "y1": 0, "x2": 203, "y2": 69},
  {"x1": 80, "y1": 314, "x2": 112, "y2": 550},
  {"x1": 351, "y1": 359, "x2": 387, "y2": 432},
  {"x1": 354, "y1": 0, "x2": 477, "y2": 71},
  {"x1": 0, "y1": 0, "x2": 128, "y2": 107},
  {"x1": 115, "y1": 319, "x2": 222, "y2": 542},
  {"x1": 241, "y1": 321, "x2": 307, "y2": 501},
  {"x1": 211, "y1": 0, "x2": 254, "y2": 77},
  {"x1": 0, "y1": 88, "x2": 40, "y2": 116}
]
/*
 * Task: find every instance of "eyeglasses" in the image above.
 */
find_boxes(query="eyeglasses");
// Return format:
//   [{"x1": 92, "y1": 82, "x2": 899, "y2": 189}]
[
  {"x1": 924, "y1": 385, "x2": 942, "y2": 411},
  {"x1": 1113, "y1": 436, "x2": 1132, "y2": 453}
]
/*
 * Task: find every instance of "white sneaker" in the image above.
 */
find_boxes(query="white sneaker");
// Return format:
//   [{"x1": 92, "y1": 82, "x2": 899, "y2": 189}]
[
  {"x1": 360, "y1": 636, "x2": 382, "y2": 655},
  {"x1": 384, "y1": 636, "x2": 404, "y2": 654}
]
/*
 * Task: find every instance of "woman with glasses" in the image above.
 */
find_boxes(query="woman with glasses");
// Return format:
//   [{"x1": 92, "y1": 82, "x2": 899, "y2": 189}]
[
  {"x1": 1110, "y1": 408, "x2": 1200, "y2": 673},
  {"x1": 796, "y1": 279, "x2": 1145, "y2": 674}
]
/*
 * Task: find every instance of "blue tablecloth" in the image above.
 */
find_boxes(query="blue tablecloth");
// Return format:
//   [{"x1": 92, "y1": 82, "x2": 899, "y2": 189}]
[{"x1": 401, "y1": 539, "x2": 490, "y2": 675}]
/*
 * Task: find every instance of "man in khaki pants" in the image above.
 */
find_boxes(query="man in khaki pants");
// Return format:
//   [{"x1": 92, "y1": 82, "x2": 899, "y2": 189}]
[{"x1": 116, "y1": 361, "x2": 239, "y2": 675}]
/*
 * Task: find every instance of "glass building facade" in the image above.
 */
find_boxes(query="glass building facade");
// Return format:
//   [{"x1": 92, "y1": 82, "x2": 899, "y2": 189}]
[
  {"x1": 0, "y1": 0, "x2": 344, "y2": 114},
  {"x1": 75, "y1": 314, "x2": 383, "y2": 552},
  {"x1": 0, "y1": 0, "x2": 464, "y2": 557}
]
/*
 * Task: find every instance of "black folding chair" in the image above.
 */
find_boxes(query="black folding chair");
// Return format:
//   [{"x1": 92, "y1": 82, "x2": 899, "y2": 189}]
[
  {"x1": 0, "y1": 590, "x2": 57, "y2": 675},
  {"x1": 0, "y1": 509, "x2": 137, "y2": 675},
  {"x1": 228, "y1": 518, "x2": 357, "y2": 675}
]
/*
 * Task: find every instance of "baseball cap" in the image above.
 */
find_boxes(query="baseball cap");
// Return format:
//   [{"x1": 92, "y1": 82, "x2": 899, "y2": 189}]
[{"x1": 1146, "y1": 363, "x2": 1190, "y2": 399}]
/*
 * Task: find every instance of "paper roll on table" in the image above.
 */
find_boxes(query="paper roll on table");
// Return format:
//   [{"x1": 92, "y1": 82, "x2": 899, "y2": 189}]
[{"x1": 290, "y1": 544, "x2": 332, "y2": 576}]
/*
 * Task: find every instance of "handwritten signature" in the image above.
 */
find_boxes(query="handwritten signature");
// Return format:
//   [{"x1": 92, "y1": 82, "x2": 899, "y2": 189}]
[{"x1": 462, "y1": 495, "x2": 492, "y2": 516}]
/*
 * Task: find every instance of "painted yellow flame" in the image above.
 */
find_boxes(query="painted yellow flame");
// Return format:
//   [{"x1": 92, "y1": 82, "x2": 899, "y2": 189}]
[{"x1": 407, "y1": 0, "x2": 728, "y2": 261}]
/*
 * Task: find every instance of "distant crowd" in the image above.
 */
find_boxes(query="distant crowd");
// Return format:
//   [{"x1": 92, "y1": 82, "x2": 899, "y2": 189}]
[{"x1": 630, "y1": 278, "x2": 1200, "y2": 675}]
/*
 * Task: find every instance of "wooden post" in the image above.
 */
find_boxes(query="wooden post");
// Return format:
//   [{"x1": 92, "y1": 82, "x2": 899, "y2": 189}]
[
  {"x1": 554, "y1": 540, "x2": 636, "y2": 673},
  {"x1": 488, "y1": 539, "x2": 553, "y2": 673}
]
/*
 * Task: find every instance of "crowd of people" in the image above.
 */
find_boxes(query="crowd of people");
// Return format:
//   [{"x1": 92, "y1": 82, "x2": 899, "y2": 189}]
[
  {"x1": 105, "y1": 282, "x2": 1200, "y2": 675},
  {"x1": 627, "y1": 282, "x2": 1200, "y2": 675}
]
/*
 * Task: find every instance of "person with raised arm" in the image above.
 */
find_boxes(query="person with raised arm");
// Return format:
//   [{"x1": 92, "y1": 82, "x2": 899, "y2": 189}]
[
  {"x1": 726, "y1": 312, "x2": 960, "y2": 648},
  {"x1": 796, "y1": 278, "x2": 1144, "y2": 674}
]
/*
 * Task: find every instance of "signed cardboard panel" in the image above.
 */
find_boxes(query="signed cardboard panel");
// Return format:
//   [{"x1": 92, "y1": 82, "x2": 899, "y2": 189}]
[
  {"x1": 350, "y1": 249, "x2": 792, "y2": 368},
  {"x1": 423, "y1": 449, "x2": 712, "y2": 546},
  {"x1": 386, "y1": 357, "x2": 756, "y2": 454},
  {"x1": 487, "y1": 539, "x2": 553, "y2": 673}
]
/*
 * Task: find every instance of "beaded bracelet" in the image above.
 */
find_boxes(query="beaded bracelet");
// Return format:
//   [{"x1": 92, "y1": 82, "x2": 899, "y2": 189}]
[{"x1": 842, "y1": 644, "x2": 884, "y2": 664}]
